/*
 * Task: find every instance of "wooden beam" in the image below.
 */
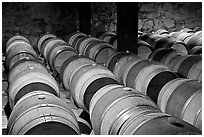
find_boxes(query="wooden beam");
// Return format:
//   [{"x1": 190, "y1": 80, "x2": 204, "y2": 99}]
[
  {"x1": 117, "y1": 2, "x2": 138, "y2": 54},
  {"x1": 78, "y1": 2, "x2": 91, "y2": 35}
]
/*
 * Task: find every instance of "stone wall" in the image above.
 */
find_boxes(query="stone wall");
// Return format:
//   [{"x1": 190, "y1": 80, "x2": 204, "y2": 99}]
[
  {"x1": 138, "y1": 2, "x2": 202, "y2": 32},
  {"x1": 2, "y1": 2, "x2": 117, "y2": 51},
  {"x1": 2, "y1": 2, "x2": 78, "y2": 51},
  {"x1": 91, "y1": 2, "x2": 117, "y2": 35},
  {"x1": 2, "y1": 2, "x2": 202, "y2": 52}
]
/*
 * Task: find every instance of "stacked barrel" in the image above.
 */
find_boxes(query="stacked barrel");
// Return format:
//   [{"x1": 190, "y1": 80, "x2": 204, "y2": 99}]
[
  {"x1": 149, "y1": 48, "x2": 202, "y2": 82},
  {"x1": 59, "y1": 53, "x2": 201, "y2": 135},
  {"x1": 65, "y1": 31, "x2": 117, "y2": 66},
  {"x1": 5, "y1": 34, "x2": 80, "y2": 135},
  {"x1": 95, "y1": 31, "x2": 153, "y2": 60},
  {"x1": 105, "y1": 51, "x2": 202, "y2": 131},
  {"x1": 3, "y1": 28, "x2": 202, "y2": 135},
  {"x1": 140, "y1": 28, "x2": 202, "y2": 55},
  {"x1": 138, "y1": 28, "x2": 202, "y2": 82}
]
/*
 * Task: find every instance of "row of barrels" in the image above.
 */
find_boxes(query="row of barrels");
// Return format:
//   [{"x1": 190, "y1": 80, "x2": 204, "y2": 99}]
[
  {"x1": 36, "y1": 32, "x2": 202, "y2": 134},
  {"x1": 37, "y1": 33, "x2": 122, "y2": 134},
  {"x1": 93, "y1": 30, "x2": 202, "y2": 63},
  {"x1": 52, "y1": 30, "x2": 202, "y2": 134},
  {"x1": 37, "y1": 33, "x2": 77, "y2": 74},
  {"x1": 93, "y1": 28, "x2": 201, "y2": 61},
  {"x1": 4, "y1": 31, "x2": 202, "y2": 134},
  {"x1": 94, "y1": 31, "x2": 154, "y2": 60},
  {"x1": 149, "y1": 48, "x2": 202, "y2": 82},
  {"x1": 65, "y1": 31, "x2": 155, "y2": 62},
  {"x1": 24, "y1": 30, "x2": 201, "y2": 83},
  {"x1": 106, "y1": 51, "x2": 202, "y2": 130},
  {"x1": 64, "y1": 29, "x2": 202, "y2": 132},
  {"x1": 4, "y1": 35, "x2": 93, "y2": 135},
  {"x1": 64, "y1": 31, "x2": 117, "y2": 66},
  {"x1": 139, "y1": 28, "x2": 202, "y2": 55},
  {"x1": 36, "y1": 33, "x2": 96, "y2": 134},
  {"x1": 58, "y1": 54, "x2": 201, "y2": 135}
]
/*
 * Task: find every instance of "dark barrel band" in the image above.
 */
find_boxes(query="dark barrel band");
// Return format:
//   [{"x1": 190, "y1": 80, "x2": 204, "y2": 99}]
[
  {"x1": 25, "y1": 121, "x2": 79, "y2": 135},
  {"x1": 15, "y1": 82, "x2": 58, "y2": 105},
  {"x1": 107, "y1": 52, "x2": 131, "y2": 72},
  {"x1": 60, "y1": 55, "x2": 86, "y2": 83},
  {"x1": 84, "y1": 77, "x2": 119, "y2": 110}
]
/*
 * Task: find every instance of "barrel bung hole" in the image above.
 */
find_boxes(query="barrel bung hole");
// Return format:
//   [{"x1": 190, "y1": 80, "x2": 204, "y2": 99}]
[
  {"x1": 38, "y1": 94, "x2": 46, "y2": 100},
  {"x1": 123, "y1": 87, "x2": 133, "y2": 91},
  {"x1": 168, "y1": 117, "x2": 184, "y2": 128}
]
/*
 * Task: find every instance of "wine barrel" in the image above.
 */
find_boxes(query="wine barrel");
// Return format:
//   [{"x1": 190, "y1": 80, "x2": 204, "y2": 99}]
[
  {"x1": 108, "y1": 35, "x2": 117, "y2": 50},
  {"x1": 84, "y1": 41, "x2": 116, "y2": 65},
  {"x1": 77, "y1": 116, "x2": 92, "y2": 135},
  {"x1": 41, "y1": 37, "x2": 67, "y2": 60},
  {"x1": 89, "y1": 84, "x2": 159, "y2": 135},
  {"x1": 180, "y1": 28, "x2": 194, "y2": 33},
  {"x1": 158, "y1": 78, "x2": 202, "y2": 129},
  {"x1": 189, "y1": 46, "x2": 202, "y2": 55},
  {"x1": 125, "y1": 60, "x2": 178, "y2": 103},
  {"x1": 6, "y1": 38, "x2": 33, "y2": 54},
  {"x1": 176, "y1": 55, "x2": 202, "y2": 81},
  {"x1": 7, "y1": 91, "x2": 80, "y2": 135},
  {"x1": 70, "y1": 64, "x2": 118, "y2": 110},
  {"x1": 182, "y1": 35, "x2": 193, "y2": 45},
  {"x1": 137, "y1": 40, "x2": 153, "y2": 60},
  {"x1": 171, "y1": 41, "x2": 188, "y2": 54},
  {"x1": 98, "y1": 31, "x2": 116, "y2": 42},
  {"x1": 182, "y1": 90, "x2": 202, "y2": 130},
  {"x1": 169, "y1": 31, "x2": 181, "y2": 39},
  {"x1": 112, "y1": 54, "x2": 141, "y2": 83},
  {"x1": 153, "y1": 37, "x2": 175, "y2": 50},
  {"x1": 140, "y1": 33, "x2": 164, "y2": 48},
  {"x1": 60, "y1": 55, "x2": 95, "y2": 90},
  {"x1": 194, "y1": 110, "x2": 202, "y2": 130},
  {"x1": 65, "y1": 31, "x2": 87, "y2": 47},
  {"x1": 154, "y1": 29, "x2": 169, "y2": 36},
  {"x1": 103, "y1": 33, "x2": 116, "y2": 43},
  {"x1": 71, "y1": 109, "x2": 92, "y2": 135},
  {"x1": 186, "y1": 35, "x2": 202, "y2": 50},
  {"x1": 6, "y1": 43, "x2": 37, "y2": 70},
  {"x1": 176, "y1": 32, "x2": 192, "y2": 42},
  {"x1": 6, "y1": 35, "x2": 30, "y2": 47},
  {"x1": 122, "y1": 114, "x2": 201, "y2": 135},
  {"x1": 78, "y1": 110, "x2": 92, "y2": 134},
  {"x1": 47, "y1": 44, "x2": 77, "y2": 73},
  {"x1": 8, "y1": 60, "x2": 48, "y2": 83},
  {"x1": 194, "y1": 31, "x2": 202, "y2": 37},
  {"x1": 110, "y1": 105, "x2": 161, "y2": 135},
  {"x1": 118, "y1": 56, "x2": 142, "y2": 85},
  {"x1": 7, "y1": 52, "x2": 36, "y2": 71},
  {"x1": 78, "y1": 38, "x2": 101, "y2": 55},
  {"x1": 105, "y1": 51, "x2": 133, "y2": 72},
  {"x1": 8, "y1": 62, "x2": 59, "y2": 108},
  {"x1": 166, "y1": 55, "x2": 189, "y2": 71},
  {"x1": 161, "y1": 50, "x2": 186, "y2": 66},
  {"x1": 75, "y1": 36, "x2": 99, "y2": 54},
  {"x1": 149, "y1": 48, "x2": 180, "y2": 62},
  {"x1": 37, "y1": 33, "x2": 57, "y2": 53},
  {"x1": 6, "y1": 35, "x2": 31, "y2": 52},
  {"x1": 6, "y1": 39, "x2": 32, "y2": 56}
]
